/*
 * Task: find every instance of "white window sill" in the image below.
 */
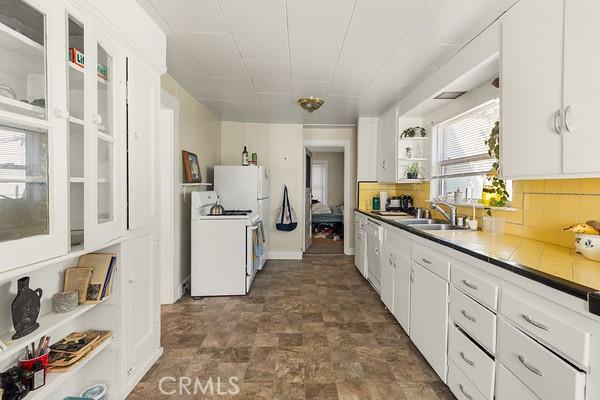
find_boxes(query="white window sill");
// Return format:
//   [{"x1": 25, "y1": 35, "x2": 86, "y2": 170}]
[{"x1": 425, "y1": 199, "x2": 517, "y2": 212}]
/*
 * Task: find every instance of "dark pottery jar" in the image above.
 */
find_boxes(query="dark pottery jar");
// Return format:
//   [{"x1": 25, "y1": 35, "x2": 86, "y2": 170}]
[{"x1": 11, "y1": 277, "x2": 42, "y2": 340}]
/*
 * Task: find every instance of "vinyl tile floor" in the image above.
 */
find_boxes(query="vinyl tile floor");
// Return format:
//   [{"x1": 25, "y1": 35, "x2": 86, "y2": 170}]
[{"x1": 128, "y1": 255, "x2": 455, "y2": 399}]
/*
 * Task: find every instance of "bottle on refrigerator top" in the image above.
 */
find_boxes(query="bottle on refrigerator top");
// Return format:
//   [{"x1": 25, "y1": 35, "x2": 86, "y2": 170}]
[{"x1": 242, "y1": 146, "x2": 249, "y2": 166}]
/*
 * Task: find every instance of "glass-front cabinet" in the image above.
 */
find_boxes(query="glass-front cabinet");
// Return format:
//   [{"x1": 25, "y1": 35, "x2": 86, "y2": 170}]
[
  {"x1": 0, "y1": 0, "x2": 68, "y2": 271},
  {"x1": 0, "y1": 0, "x2": 125, "y2": 271}
]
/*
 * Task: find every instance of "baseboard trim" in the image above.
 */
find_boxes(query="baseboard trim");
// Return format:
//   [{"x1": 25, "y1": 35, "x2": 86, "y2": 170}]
[
  {"x1": 120, "y1": 347, "x2": 163, "y2": 399},
  {"x1": 268, "y1": 251, "x2": 303, "y2": 260},
  {"x1": 345, "y1": 247, "x2": 355, "y2": 256}
]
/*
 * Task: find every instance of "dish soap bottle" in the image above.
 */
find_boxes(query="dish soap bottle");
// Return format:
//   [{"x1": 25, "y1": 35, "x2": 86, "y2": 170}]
[{"x1": 242, "y1": 146, "x2": 249, "y2": 166}]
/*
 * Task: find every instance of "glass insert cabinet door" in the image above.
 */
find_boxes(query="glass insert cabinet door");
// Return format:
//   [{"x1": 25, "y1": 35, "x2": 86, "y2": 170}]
[{"x1": 0, "y1": 0, "x2": 68, "y2": 271}]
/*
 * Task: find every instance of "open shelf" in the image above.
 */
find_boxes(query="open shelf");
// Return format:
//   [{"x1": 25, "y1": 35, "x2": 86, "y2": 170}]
[
  {"x1": 398, "y1": 137, "x2": 428, "y2": 141},
  {"x1": 0, "y1": 297, "x2": 110, "y2": 363},
  {"x1": 397, "y1": 179, "x2": 426, "y2": 184},
  {"x1": 26, "y1": 337, "x2": 113, "y2": 400},
  {"x1": 180, "y1": 183, "x2": 212, "y2": 187},
  {"x1": 398, "y1": 158, "x2": 427, "y2": 161}
]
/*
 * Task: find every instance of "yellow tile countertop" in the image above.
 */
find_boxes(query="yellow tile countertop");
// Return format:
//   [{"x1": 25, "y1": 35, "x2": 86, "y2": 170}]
[{"x1": 357, "y1": 210, "x2": 600, "y2": 300}]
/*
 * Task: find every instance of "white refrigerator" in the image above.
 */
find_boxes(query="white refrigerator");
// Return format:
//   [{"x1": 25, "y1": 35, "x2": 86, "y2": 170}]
[{"x1": 214, "y1": 165, "x2": 270, "y2": 267}]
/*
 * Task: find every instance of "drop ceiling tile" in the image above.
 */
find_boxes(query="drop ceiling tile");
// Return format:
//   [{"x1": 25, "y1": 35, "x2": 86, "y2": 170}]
[
  {"x1": 177, "y1": 32, "x2": 247, "y2": 77},
  {"x1": 291, "y1": 80, "x2": 330, "y2": 99},
  {"x1": 167, "y1": 55, "x2": 216, "y2": 94},
  {"x1": 327, "y1": 63, "x2": 378, "y2": 96},
  {"x1": 150, "y1": 0, "x2": 228, "y2": 33},
  {"x1": 358, "y1": 0, "x2": 429, "y2": 6},
  {"x1": 286, "y1": 0, "x2": 355, "y2": 40},
  {"x1": 290, "y1": 38, "x2": 341, "y2": 81},
  {"x1": 245, "y1": 61, "x2": 291, "y2": 93},
  {"x1": 337, "y1": 2, "x2": 423, "y2": 68},
  {"x1": 218, "y1": 0, "x2": 289, "y2": 62},
  {"x1": 211, "y1": 77, "x2": 259, "y2": 102}
]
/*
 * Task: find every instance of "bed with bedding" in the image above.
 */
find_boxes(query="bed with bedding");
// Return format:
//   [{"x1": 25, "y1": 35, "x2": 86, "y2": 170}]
[{"x1": 311, "y1": 203, "x2": 344, "y2": 223}]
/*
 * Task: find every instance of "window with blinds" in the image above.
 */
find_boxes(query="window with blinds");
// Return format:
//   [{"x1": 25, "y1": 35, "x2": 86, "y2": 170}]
[{"x1": 433, "y1": 99, "x2": 501, "y2": 199}]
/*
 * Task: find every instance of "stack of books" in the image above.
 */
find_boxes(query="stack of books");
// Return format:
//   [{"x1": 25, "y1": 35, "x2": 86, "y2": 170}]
[{"x1": 63, "y1": 253, "x2": 116, "y2": 304}]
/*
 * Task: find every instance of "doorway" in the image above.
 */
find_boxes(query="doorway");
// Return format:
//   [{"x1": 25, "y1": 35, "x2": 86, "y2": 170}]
[{"x1": 303, "y1": 140, "x2": 351, "y2": 255}]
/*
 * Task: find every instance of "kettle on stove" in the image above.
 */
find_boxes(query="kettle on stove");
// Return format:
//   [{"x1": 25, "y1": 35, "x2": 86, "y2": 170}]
[{"x1": 210, "y1": 196, "x2": 225, "y2": 215}]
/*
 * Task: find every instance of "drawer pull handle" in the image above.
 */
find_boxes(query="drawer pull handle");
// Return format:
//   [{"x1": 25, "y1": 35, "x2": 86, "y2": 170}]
[
  {"x1": 459, "y1": 351, "x2": 475, "y2": 367},
  {"x1": 462, "y1": 280, "x2": 478, "y2": 290},
  {"x1": 461, "y1": 310, "x2": 477, "y2": 322},
  {"x1": 459, "y1": 384, "x2": 473, "y2": 400},
  {"x1": 522, "y1": 314, "x2": 551, "y2": 331},
  {"x1": 518, "y1": 354, "x2": 544, "y2": 377},
  {"x1": 421, "y1": 258, "x2": 432, "y2": 265}
]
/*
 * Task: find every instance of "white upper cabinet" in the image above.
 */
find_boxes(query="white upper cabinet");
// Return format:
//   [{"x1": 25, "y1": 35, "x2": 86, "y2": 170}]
[
  {"x1": 562, "y1": 0, "x2": 600, "y2": 174},
  {"x1": 377, "y1": 105, "x2": 397, "y2": 183},
  {"x1": 0, "y1": 0, "x2": 68, "y2": 270},
  {"x1": 501, "y1": 0, "x2": 600, "y2": 179},
  {"x1": 501, "y1": 0, "x2": 564, "y2": 179}
]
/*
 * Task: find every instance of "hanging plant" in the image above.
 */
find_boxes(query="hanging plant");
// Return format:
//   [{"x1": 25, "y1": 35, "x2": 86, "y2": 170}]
[
  {"x1": 484, "y1": 121, "x2": 509, "y2": 207},
  {"x1": 400, "y1": 126, "x2": 427, "y2": 138}
]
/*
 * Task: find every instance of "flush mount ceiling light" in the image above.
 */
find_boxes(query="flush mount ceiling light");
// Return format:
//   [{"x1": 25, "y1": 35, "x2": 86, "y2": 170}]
[
  {"x1": 297, "y1": 97, "x2": 324, "y2": 113},
  {"x1": 434, "y1": 91, "x2": 467, "y2": 100}
]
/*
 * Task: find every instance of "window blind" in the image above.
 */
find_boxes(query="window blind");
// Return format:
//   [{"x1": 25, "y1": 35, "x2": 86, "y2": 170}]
[{"x1": 433, "y1": 99, "x2": 499, "y2": 179}]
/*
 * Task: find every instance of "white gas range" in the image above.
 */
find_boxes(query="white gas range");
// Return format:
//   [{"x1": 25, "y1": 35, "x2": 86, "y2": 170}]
[{"x1": 191, "y1": 191, "x2": 264, "y2": 296}]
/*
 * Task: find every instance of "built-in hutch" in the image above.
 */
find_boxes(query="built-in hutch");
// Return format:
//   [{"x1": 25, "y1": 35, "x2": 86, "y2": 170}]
[{"x1": 0, "y1": 0, "x2": 165, "y2": 398}]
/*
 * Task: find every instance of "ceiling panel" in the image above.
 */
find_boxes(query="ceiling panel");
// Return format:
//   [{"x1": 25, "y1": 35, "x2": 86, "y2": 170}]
[
  {"x1": 291, "y1": 80, "x2": 330, "y2": 100},
  {"x1": 287, "y1": 0, "x2": 355, "y2": 40},
  {"x1": 150, "y1": 0, "x2": 228, "y2": 33},
  {"x1": 177, "y1": 32, "x2": 247, "y2": 77},
  {"x1": 290, "y1": 38, "x2": 341, "y2": 81},
  {"x1": 211, "y1": 77, "x2": 259, "y2": 103},
  {"x1": 218, "y1": 0, "x2": 289, "y2": 62},
  {"x1": 245, "y1": 61, "x2": 291, "y2": 93}
]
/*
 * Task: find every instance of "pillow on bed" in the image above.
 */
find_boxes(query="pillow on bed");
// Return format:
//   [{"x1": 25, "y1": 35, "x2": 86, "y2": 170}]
[{"x1": 312, "y1": 203, "x2": 332, "y2": 214}]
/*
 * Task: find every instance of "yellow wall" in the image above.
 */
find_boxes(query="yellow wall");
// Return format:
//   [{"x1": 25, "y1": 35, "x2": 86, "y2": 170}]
[{"x1": 358, "y1": 178, "x2": 600, "y2": 249}]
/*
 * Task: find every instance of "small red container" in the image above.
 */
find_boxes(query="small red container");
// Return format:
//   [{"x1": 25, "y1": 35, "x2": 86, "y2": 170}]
[{"x1": 18, "y1": 349, "x2": 50, "y2": 371}]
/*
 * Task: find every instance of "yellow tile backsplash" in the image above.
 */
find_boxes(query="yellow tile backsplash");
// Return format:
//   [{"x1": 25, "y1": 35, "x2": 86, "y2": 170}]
[{"x1": 358, "y1": 178, "x2": 600, "y2": 249}]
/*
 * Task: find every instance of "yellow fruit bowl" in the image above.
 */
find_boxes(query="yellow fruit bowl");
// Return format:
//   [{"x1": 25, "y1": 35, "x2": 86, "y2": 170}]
[{"x1": 575, "y1": 234, "x2": 600, "y2": 262}]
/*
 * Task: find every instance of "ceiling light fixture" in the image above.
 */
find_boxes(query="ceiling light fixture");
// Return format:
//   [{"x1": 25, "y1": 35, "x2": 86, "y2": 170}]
[
  {"x1": 434, "y1": 91, "x2": 467, "y2": 100},
  {"x1": 297, "y1": 97, "x2": 324, "y2": 113}
]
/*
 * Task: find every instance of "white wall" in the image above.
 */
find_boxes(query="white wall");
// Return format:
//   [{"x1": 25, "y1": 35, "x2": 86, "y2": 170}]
[
  {"x1": 312, "y1": 152, "x2": 344, "y2": 205},
  {"x1": 357, "y1": 118, "x2": 378, "y2": 182},
  {"x1": 161, "y1": 73, "x2": 222, "y2": 288},
  {"x1": 304, "y1": 127, "x2": 357, "y2": 252},
  {"x1": 220, "y1": 122, "x2": 304, "y2": 259}
]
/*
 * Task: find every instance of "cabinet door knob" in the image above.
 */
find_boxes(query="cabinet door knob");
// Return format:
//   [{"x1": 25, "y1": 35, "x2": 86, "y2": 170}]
[
  {"x1": 553, "y1": 109, "x2": 562, "y2": 135},
  {"x1": 93, "y1": 114, "x2": 103, "y2": 125}
]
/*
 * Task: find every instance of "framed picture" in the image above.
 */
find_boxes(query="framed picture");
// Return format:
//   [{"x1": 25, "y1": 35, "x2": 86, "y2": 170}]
[{"x1": 182, "y1": 150, "x2": 202, "y2": 183}]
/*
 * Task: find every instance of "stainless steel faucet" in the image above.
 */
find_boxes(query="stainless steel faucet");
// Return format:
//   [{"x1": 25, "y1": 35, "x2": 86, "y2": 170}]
[{"x1": 430, "y1": 201, "x2": 458, "y2": 225}]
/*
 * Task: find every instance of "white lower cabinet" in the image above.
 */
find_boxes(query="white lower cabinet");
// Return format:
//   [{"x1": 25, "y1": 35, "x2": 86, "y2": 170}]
[
  {"x1": 392, "y1": 248, "x2": 411, "y2": 334},
  {"x1": 354, "y1": 213, "x2": 367, "y2": 277},
  {"x1": 381, "y1": 242, "x2": 395, "y2": 313},
  {"x1": 497, "y1": 318, "x2": 586, "y2": 400},
  {"x1": 450, "y1": 287, "x2": 497, "y2": 354},
  {"x1": 409, "y1": 261, "x2": 449, "y2": 381},
  {"x1": 496, "y1": 363, "x2": 540, "y2": 400}
]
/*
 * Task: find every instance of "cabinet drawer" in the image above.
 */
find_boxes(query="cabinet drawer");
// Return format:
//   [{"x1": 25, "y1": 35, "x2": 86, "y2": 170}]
[
  {"x1": 497, "y1": 318, "x2": 586, "y2": 400},
  {"x1": 450, "y1": 287, "x2": 496, "y2": 353},
  {"x1": 451, "y1": 262, "x2": 498, "y2": 310},
  {"x1": 448, "y1": 324, "x2": 494, "y2": 399},
  {"x1": 501, "y1": 291, "x2": 590, "y2": 367},
  {"x1": 412, "y1": 245, "x2": 449, "y2": 280},
  {"x1": 496, "y1": 363, "x2": 540, "y2": 400},
  {"x1": 447, "y1": 360, "x2": 487, "y2": 400}
]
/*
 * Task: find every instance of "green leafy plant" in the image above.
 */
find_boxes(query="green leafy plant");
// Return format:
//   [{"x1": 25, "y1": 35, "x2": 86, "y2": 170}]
[
  {"x1": 400, "y1": 126, "x2": 427, "y2": 138},
  {"x1": 484, "y1": 121, "x2": 510, "y2": 207},
  {"x1": 405, "y1": 162, "x2": 423, "y2": 179}
]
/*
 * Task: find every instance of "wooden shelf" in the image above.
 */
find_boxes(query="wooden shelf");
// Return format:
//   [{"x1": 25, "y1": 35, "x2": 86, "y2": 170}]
[
  {"x1": 397, "y1": 179, "x2": 426, "y2": 183},
  {"x1": 0, "y1": 297, "x2": 110, "y2": 363},
  {"x1": 26, "y1": 337, "x2": 113, "y2": 400}
]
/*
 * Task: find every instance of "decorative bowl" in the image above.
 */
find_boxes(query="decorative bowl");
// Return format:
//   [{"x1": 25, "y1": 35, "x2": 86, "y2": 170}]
[{"x1": 575, "y1": 234, "x2": 600, "y2": 262}]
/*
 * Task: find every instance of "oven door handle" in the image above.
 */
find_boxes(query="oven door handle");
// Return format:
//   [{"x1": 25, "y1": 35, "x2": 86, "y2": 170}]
[{"x1": 247, "y1": 226, "x2": 259, "y2": 276}]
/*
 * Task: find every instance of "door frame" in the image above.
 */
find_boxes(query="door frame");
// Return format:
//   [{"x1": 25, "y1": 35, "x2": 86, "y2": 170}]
[
  {"x1": 159, "y1": 89, "x2": 180, "y2": 305},
  {"x1": 303, "y1": 139, "x2": 352, "y2": 255},
  {"x1": 303, "y1": 148, "x2": 313, "y2": 252}
]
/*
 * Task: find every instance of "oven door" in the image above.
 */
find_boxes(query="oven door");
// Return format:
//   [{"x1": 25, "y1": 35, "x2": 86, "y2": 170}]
[{"x1": 246, "y1": 224, "x2": 259, "y2": 292}]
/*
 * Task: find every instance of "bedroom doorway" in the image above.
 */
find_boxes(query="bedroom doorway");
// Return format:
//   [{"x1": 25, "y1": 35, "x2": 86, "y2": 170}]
[{"x1": 303, "y1": 144, "x2": 347, "y2": 255}]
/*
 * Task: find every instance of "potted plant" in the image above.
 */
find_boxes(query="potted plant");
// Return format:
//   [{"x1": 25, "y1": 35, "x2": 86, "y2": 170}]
[
  {"x1": 400, "y1": 126, "x2": 427, "y2": 138},
  {"x1": 405, "y1": 162, "x2": 422, "y2": 180},
  {"x1": 484, "y1": 121, "x2": 510, "y2": 207}
]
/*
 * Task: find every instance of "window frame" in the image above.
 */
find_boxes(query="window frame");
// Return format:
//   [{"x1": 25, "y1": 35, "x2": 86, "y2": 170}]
[{"x1": 431, "y1": 98, "x2": 500, "y2": 200}]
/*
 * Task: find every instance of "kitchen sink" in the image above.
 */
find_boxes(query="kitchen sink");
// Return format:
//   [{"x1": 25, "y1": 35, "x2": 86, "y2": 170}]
[
  {"x1": 395, "y1": 218, "x2": 447, "y2": 225},
  {"x1": 413, "y1": 224, "x2": 468, "y2": 231}
]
